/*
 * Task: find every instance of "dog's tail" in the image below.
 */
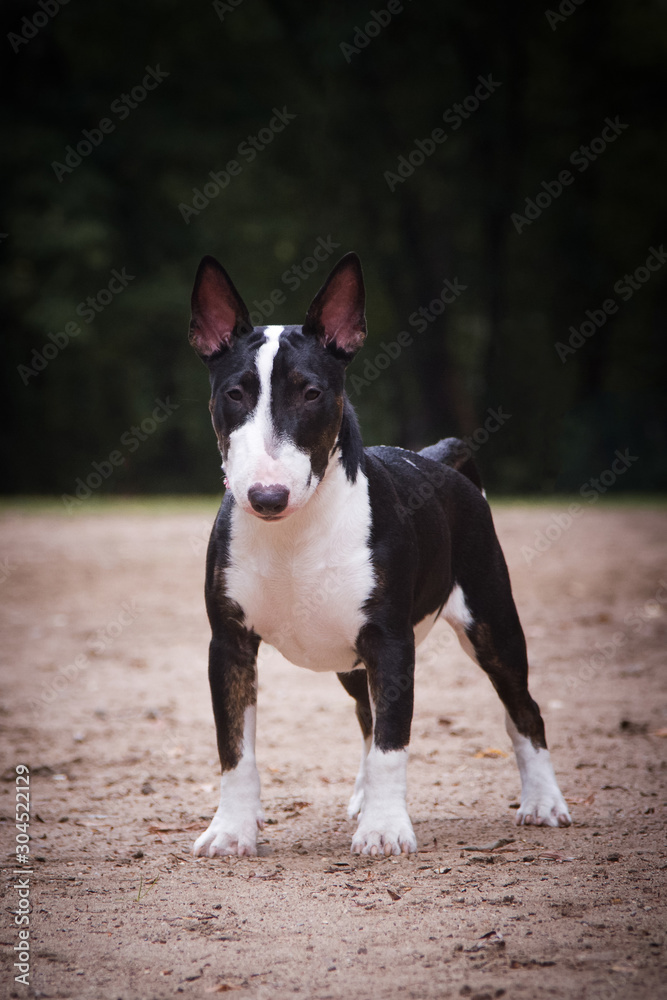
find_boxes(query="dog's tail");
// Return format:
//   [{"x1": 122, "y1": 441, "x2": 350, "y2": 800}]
[{"x1": 418, "y1": 437, "x2": 484, "y2": 493}]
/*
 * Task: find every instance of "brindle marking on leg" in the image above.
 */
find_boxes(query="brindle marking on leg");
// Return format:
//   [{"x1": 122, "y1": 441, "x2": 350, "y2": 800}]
[
  {"x1": 207, "y1": 569, "x2": 261, "y2": 771},
  {"x1": 466, "y1": 621, "x2": 547, "y2": 750},
  {"x1": 209, "y1": 635, "x2": 259, "y2": 771},
  {"x1": 338, "y1": 669, "x2": 373, "y2": 739}
]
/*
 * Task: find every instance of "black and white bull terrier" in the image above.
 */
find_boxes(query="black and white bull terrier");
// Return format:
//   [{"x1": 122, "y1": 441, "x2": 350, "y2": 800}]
[{"x1": 188, "y1": 251, "x2": 571, "y2": 858}]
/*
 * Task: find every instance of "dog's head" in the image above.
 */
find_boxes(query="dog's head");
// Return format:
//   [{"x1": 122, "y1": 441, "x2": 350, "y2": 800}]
[{"x1": 189, "y1": 253, "x2": 366, "y2": 521}]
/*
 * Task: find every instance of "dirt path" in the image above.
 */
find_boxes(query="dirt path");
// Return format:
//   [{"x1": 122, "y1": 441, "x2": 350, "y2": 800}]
[{"x1": 1, "y1": 501, "x2": 666, "y2": 999}]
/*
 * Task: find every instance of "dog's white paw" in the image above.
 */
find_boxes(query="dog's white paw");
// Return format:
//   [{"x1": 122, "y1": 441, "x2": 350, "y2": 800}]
[
  {"x1": 350, "y1": 746, "x2": 415, "y2": 855},
  {"x1": 193, "y1": 806, "x2": 265, "y2": 857},
  {"x1": 516, "y1": 785, "x2": 571, "y2": 827},
  {"x1": 351, "y1": 812, "x2": 417, "y2": 856},
  {"x1": 506, "y1": 717, "x2": 571, "y2": 828}
]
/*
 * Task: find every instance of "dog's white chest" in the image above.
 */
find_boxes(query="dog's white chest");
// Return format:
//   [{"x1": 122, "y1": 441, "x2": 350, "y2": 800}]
[{"x1": 224, "y1": 463, "x2": 375, "y2": 672}]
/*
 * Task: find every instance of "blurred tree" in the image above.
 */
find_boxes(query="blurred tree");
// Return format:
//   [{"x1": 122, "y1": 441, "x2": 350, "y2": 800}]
[{"x1": 1, "y1": 0, "x2": 665, "y2": 496}]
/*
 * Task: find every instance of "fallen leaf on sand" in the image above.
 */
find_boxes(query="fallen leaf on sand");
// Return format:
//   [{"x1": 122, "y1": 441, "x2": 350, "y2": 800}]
[
  {"x1": 566, "y1": 791, "x2": 596, "y2": 805},
  {"x1": 538, "y1": 850, "x2": 575, "y2": 862},
  {"x1": 510, "y1": 959, "x2": 555, "y2": 968},
  {"x1": 147, "y1": 823, "x2": 201, "y2": 834},
  {"x1": 463, "y1": 838, "x2": 515, "y2": 853},
  {"x1": 474, "y1": 748, "x2": 509, "y2": 758},
  {"x1": 479, "y1": 929, "x2": 504, "y2": 942}
]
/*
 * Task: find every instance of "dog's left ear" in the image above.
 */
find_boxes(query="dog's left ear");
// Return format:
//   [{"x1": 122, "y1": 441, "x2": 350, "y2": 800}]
[
  {"x1": 303, "y1": 252, "x2": 366, "y2": 358},
  {"x1": 189, "y1": 256, "x2": 252, "y2": 359}
]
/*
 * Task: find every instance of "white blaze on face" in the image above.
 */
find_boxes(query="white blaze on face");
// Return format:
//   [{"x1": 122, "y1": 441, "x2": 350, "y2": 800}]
[{"x1": 225, "y1": 326, "x2": 318, "y2": 517}]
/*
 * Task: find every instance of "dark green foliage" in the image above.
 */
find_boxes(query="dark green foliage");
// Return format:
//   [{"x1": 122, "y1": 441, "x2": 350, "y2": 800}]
[{"x1": 1, "y1": 0, "x2": 665, "y2": 496}]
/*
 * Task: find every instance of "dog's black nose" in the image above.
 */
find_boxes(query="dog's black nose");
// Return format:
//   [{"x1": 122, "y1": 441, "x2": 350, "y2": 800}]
[{"x1": 247, "y1": 483, "x2": 290, "y2": 516}]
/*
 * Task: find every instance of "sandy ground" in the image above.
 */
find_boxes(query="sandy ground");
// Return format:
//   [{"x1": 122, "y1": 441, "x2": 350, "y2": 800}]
[{"x1": 1, "y1": 499, "x2": 666, "y2": 1000}]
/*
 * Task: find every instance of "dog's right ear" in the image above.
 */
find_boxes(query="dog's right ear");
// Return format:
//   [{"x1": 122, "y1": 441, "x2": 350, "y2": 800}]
[
  {"x1": 189, "y1": 256, "x2": 252, "y2": 358},
  {"x1": 303, "y1": 252, "x2": 366, "y2": 359}
]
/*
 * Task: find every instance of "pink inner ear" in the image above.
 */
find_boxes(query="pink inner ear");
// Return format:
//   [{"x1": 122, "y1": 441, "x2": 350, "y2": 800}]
[
  {"x1": 191, "y1": 294, "x2": 236, "y2": 354},
  {"x1": 319, "y1": 272, "x2": 365, "y2": 352},
  {"x1": 190, "y1": 261, "x2": 247, "y2": 355}
]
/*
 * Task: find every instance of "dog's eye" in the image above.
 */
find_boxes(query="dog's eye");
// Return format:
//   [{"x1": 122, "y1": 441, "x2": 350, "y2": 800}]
[
  {"x1": 226, "y1": 387, "x2": 243, "y2": 402},
  {"x1": 304, "y1": 387, "x2": 321, "y2": 402}
]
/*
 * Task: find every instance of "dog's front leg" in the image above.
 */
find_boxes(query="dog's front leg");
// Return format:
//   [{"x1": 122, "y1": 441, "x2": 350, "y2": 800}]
[
  {"x1": 351, "y1": 626, "x2": 418, "y2": 856},
  {"x1": 193, "y1": 628, "x2": 263, "y2": 858}
]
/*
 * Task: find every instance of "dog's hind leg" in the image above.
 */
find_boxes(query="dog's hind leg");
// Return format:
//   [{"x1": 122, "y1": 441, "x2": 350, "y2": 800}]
[
  {"x1": 337, "y1": 668, "x2": 372, "y2": 818},
  {"x1": 443, "y1": 581, "x2": 571, "y2": 828}
]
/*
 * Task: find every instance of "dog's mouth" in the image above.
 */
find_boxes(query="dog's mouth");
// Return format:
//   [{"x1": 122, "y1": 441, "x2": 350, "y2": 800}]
[
  {"x1": 234, "y1": 494, "x2": 291, "y2": 521},
  {"x1": 253, "y1": 511, "x2": 288, "y2": 522},
  {"x1": 228, "y1": 488, "x2": 295, "y2": 522}
]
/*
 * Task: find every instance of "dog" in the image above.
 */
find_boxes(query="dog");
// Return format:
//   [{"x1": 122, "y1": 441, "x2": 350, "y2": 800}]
[{"x1": 188, "y1": 252, "x2": 571, "y2": 858}]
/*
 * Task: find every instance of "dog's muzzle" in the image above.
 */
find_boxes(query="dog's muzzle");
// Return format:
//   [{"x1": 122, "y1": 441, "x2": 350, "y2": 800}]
[{"x1": 247, "y1": 483, "x2": 290, "y2": 518}]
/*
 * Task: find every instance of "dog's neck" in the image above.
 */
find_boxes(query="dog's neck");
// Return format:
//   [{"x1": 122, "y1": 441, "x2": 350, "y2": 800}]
[{"x1": 334, "y1": 395, "x2": 366, "y2": 485}]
